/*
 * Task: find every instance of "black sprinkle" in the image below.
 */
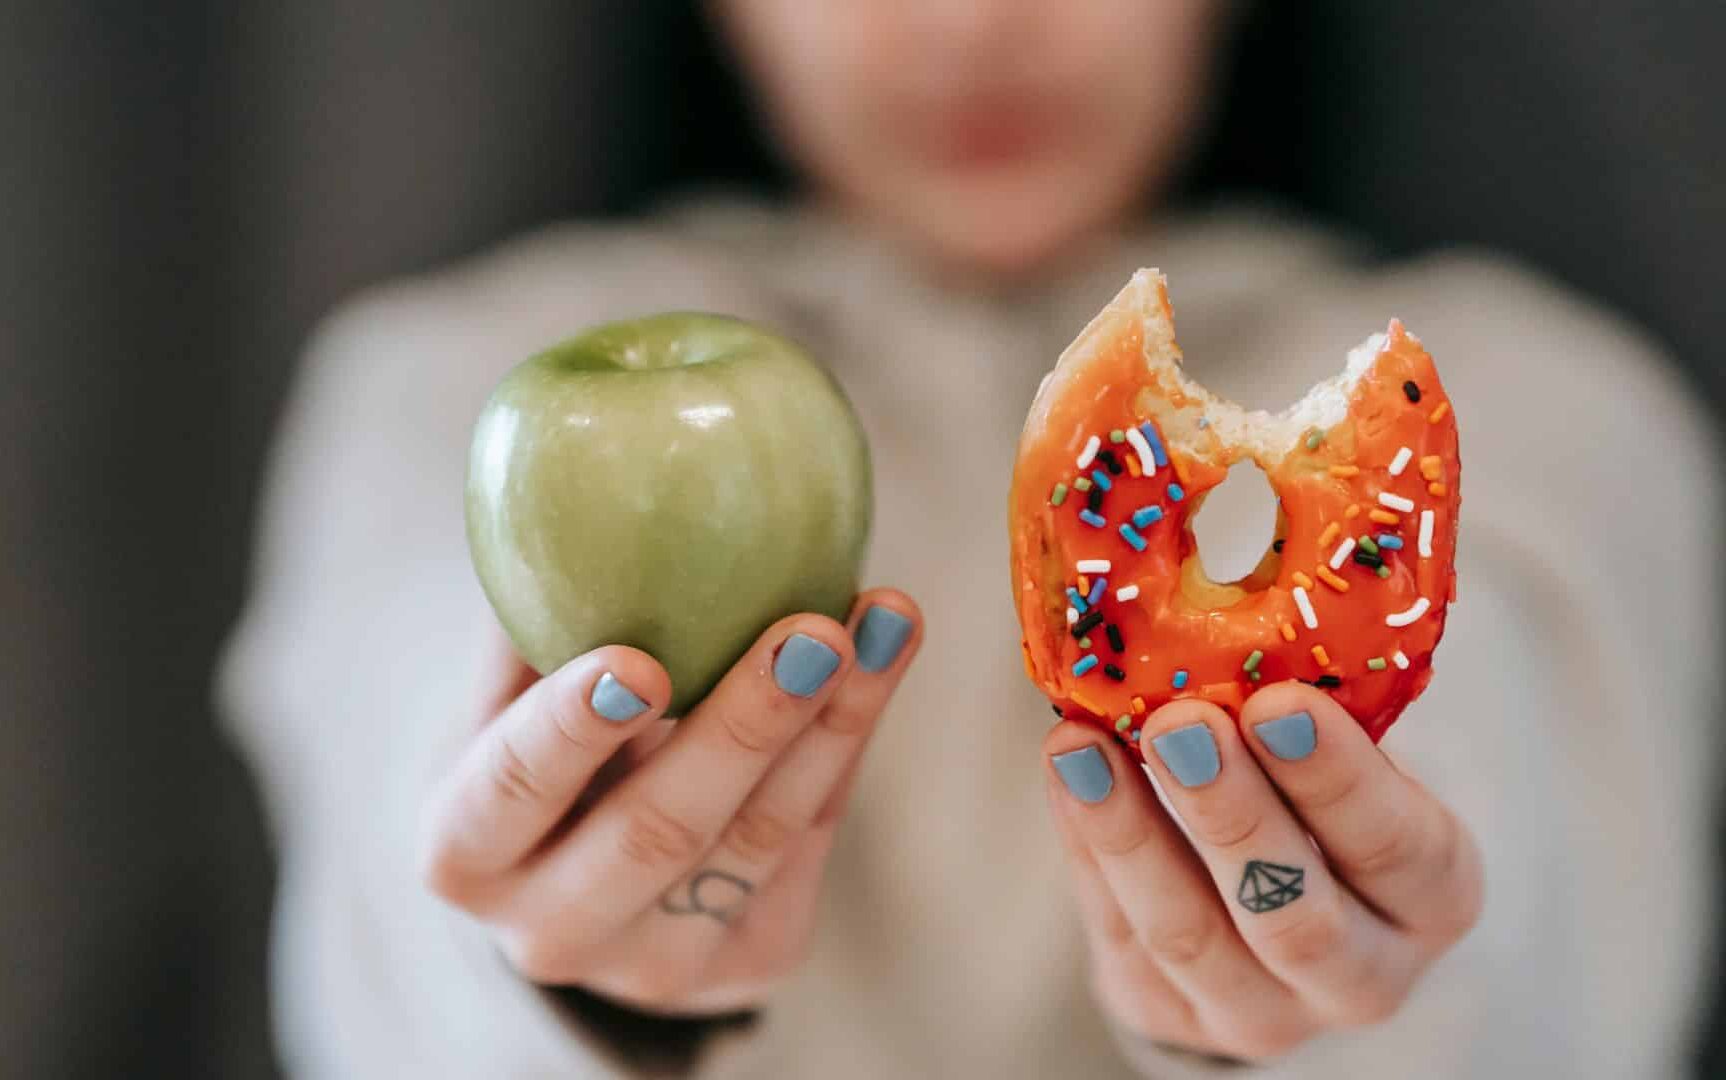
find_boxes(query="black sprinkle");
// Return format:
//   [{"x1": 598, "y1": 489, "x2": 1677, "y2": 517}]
[
  {"x1": 1071, "y1": 610, "x2": 1104, "y2": 638},
  {"x1": 1272, "y1": 538, "x2": 1285, "y2": 554},
  {"x1": 1103, "y1": 664, "x2": 1127, "y2": 682},
  {"x1": 1402, "y1": 380, "x2": 1421, "y2": 403},
  {"x1": 1086, "y1": 487, "x2": 1105, "y2": 513},
  {"x1": 1315, "y1": 674, "x2": 1343, "y2": 688},
  {"x1": 1052, "y1": 705, "x2": 1064, "y2": 718},
  {"x1": 1105, "y1": 624, "x2": 1125, "y2": 653},
  {"x1": 1352, "y1": 549, "x2": 1384, "y2": 569},
  {"x1": 1098, "y1": 449, "x2": 1123, "y2": 476}
]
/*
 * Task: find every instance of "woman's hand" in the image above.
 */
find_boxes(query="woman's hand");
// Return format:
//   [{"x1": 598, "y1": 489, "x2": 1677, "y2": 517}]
[
  {"x1": 421, "y1": 590, "x2": 921, "y2": 1015},
  {"x1": 1044, "y1": 682, "x2": 1483, "y2": 1063}
]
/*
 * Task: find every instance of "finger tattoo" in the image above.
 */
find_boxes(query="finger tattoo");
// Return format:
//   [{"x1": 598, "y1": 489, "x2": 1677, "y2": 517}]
[
  {"x1": 660, "y1": 869, "x2": 754, "y2": 925},
  {"x1": 1237, "y1": 860, "x2": 1305, "y2": 913}
]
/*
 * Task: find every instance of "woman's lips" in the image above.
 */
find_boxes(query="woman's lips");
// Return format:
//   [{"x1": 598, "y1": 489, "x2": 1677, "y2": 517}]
[{"x1": 917, "y1": 99, "x2": 1063, "y2": 169}]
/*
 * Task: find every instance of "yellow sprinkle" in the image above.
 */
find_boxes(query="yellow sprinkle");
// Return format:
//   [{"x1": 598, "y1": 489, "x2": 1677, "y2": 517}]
[
  {"x1": 1428, "y1": 401, "x2": 1451, "y2": 424},
  {"x1": 1316, "y1": 566, "x2": 1351, "y2": 592},
  {"x1": 1130, "y1": 695, "x2": 1146, "y2": 715},
  {"x1": 1069, "y1": 690, "x2": 1105, "y2": 717},
  {"x1": 1279, "y1": 622, "x2": 1297, "y2": 642},
  {"x1": 1292, "y1": 570, "x2": 1315, "y2": 590},
  {"x1": 1125, "y1": 454, "x2": 1142, "y2": 477},
  {"x1": 1369, "y1": 509, "x2": 1401, "y2": 526},
  {"x1": 1311, "y1": 644, "x2": 1331, "y2": 666},
  {"x1": 1329, "y1": 464, "x2": 1361, "y2": 478},
  {"x1": 1344, "y1": 503, "x2": 1361, "y2": 519},
  {"x1": 1318, "y1": 522, "x2": 1341, "y2": 547},
  {"x1": 1428, "y1": 482, "x2": 1448, "y2": 497},
  {"x1": 1420, "y1": 455, "x2": 1444, "y2": 481},
  {"x1": 1077, "y1": 575, "x2": 1089, "y2": 593}
]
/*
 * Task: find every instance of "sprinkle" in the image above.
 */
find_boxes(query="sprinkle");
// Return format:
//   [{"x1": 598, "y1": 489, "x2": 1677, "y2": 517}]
[
  {"x1": 1069, "y1": 690, "x2": 1104, "y2": 716},
  {"x1": 1086, "y1": 487, "x2": 1105, "y2": 513},
  {"x1": 1328, "y1": 537, "x2": 1356, "y2": 570},
  {"x1": 1329, "y1": 464, "x2": 1361, "y2": 478},
  {"x1": 1105, "y1": 624, "x2": 1124, "y2": 653},
  {"x1": 1072, "y1": 610, "x2": 1103, "y2": 637},
  {"x1": 1172, "y1": 669, "x2": 1190, "y2": 690},
  {"x1": 1167, "y1": 483, "x2": 1185, "y2": 502},
  {"x1": 1318, "y1": 522, "x2": 1341, "y2": 547},
  {"x1": 1103, "y1": 663, "x2": 1126, "y2": 682},
  {"x1": 1420, "y1": 455, "x2": 1444, "y2": 481},
  {"x1": 1115, "y1": 715, "x2": 1131, "y2": 731},
  {"x1": 1428, "y1": 482, "x2": 1448, "y2": 497},
  {"x1": 1066, "y1": 606, "x2": 1078, "y2": 625},
  {"x1": 1249, "y1": 671, "x2": 1262, "y2": 682},
  {"x1": 1130, "y1": 696, "x2": 1146, "y2": 714},
  {"x1": 1129, "y1": 729, "x2": 1141, "y2": 741},
  {"x1": 1067, "y1": 587, "x2": 1088, "y2": 613},
  {"x1": 1367, "y1": 656, "x2": 1388, "y2": 671},
  {"x1": 1115, "y1": 584, "x2": 1140, "y2": 602},
  {"x1": 1109, "y1": 429, "x2": 1126, "y2": 445},
  {"x1": 1098, "y1": 449, "x2": 1123, "y2": 476},
  {"x1": 1279, "y1": 622, "x2": 1297, "y2": 642},
  {"x1": 1087, "y1": 577, "x2": 1107, "y2": 607},
  {"x1": 1077, "y1": 574, "x2": 1088, "y2": 592},
  {"x1": 1344, "y1": 504, "x2": 1360, "y2": 519},
  {"x1": 1132, "y1": 505, "x2": 1164, "y2": 529},
  {"x1": 1377, "y1": 491, "x2": 1415, "y2": 512},
  {"x1": 1124, "y1": 426, "x2": 1158, "y2": 476},
  {"x1": 1316, "y1": 566, "x2": 1350, "y2": 592},
  {"x1": 1273, "y1": 538, "x2": 1286, "y2": 553},
  {"x1": 1091, "y1": 469, "x2": 1113, "y2": 492},
  {"x1": 1375, "y1": 565, "x2": 1391, "y2": 578},
  {"x1": 1076, "y1": 434, "x2": 1101, "y2": 469},
  {"x1": 1137, "y1": 422, "x2": 1170, "y2": 467},
  {"x1": 1139, "y1": 655, "x2": 1149, "y2": 662},
  {"x1": 1072, "y1": 654, "x2": 1099, "y2": 677},
  {"x1": 1315, "y1": 674, "x2": 1343, "y2": 688},
  {"x1": 1305, "y1": 429, "x2": 1325, "y2": 451},
  {"x1": 1292, "y1": 571, "x2": 1315, "y2": 591},
  {"x1": 1293, "y1": 586, "x2": 1318, "y2": 629},
  {"x1": 1376, "y1": 533, "x2": 1404, "y2": 550},
  {"x1": 1197, "y1": 417, "x2": 1211, "y2": 429},
  {"x1": 1428, "y1": 401, "x2": 1451, "y2": 424},
  {"x1": 1173, "y1": 456, "x2": 1190, "y2": 486},
  {"x1": 1125, "y1": 455, "x2": 1142, "y2": 477},
  {"x1": 1052, "y1": 704, "x2": 1063, "y2": 718},
  {"x1": 1357, "y1": 534, "x2": 1380, "y2": 555},
  {"x1": 1078, "y1": 636, "x2": 1092, "y2": 649},
  {"x1": 1311, "y1": 644, "x2": 1331, "y2": 666},
  {"x1": 1369, "y1": 509, "x2": 1402, "y2": 526},
  {"x1": 1402, "y1": 380, "x2": 1421, "y2": 403},
  {"x1": 1077, "y1": 559, "x2": 1112, "y2": 574},
  {"x1": 1385, "y1": 597, "x2": 1432, "y2": 627},
  {"x1": 1074, "y1": 477, "x2": 1093, "y2": 494},
  {"x1": 1118, "y1": 524, "x2": 1148, "y2": 551},
  {"x1": 1392, "y1": 650, "x2": 1410, "y2": 670},
  {"x1": 1418, "y1": 510, "x2": 1435, "y2": 557},
  {"x1": 1079, "y1": 509, "x2": 1106, "y2": 528},
  {"x1": 1049, "y1": 483, "x2": 1069, "y2": 506},
  {"x1": 1243, "y1": 649, "x2": 1264, "y2": 673},
  {"x1": 1354, "y1": 550, "x2": 1385, "y2": 570},
  {"x1": 1388, "y1": 446, "x2": 1413, "y2": 476}
]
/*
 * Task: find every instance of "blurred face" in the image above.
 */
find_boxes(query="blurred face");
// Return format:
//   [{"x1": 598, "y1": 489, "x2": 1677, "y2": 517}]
[{"x1": 715, "y1": 0, "x2": 1226, "y2": 278}]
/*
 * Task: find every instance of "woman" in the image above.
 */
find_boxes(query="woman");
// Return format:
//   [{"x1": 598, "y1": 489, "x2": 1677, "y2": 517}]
[{"x1": 221, "y1": 1, "x2": 1719, "y2": 1076}]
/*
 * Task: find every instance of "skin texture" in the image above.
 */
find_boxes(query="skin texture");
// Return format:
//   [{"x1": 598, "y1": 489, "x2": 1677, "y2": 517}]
[{"x1": 466, "y1": 313, "x2": 871, "y2": 716}]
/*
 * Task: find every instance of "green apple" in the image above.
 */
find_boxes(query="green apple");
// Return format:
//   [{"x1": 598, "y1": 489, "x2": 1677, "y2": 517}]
[{"x1": 465, "y1": 312, "x2": 872, "y2": 716}]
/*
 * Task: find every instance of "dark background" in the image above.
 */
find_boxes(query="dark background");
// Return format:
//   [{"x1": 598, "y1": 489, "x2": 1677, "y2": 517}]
[{"x1": 2, "y1": 3, "x2": 1721, "y2": 1076}]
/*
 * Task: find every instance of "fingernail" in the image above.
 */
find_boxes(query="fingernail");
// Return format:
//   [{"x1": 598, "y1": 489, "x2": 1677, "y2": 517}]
[
  {"x1": 591, "y1": 671, "x2": 648, "y2": 722},
  {"x1": 1254, "y1": 711, "x2": 1316, "y2": 761},
  {"x1": 1150, "y1": 723, "x2": 1221, "y2": 787},
  {"x1": 854, "y1": 605, "x2": 913, "y2": 672},
  {"x1": 1052, "y1": 746, "x2": 1113, "y2": 804},
  {"x1": 773, "y1": 633, "x2": 840, "y2": 697}
]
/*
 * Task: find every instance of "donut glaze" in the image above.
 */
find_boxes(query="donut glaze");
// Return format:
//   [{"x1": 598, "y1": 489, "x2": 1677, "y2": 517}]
[{"x1": 1011, "y1": 272, "x2": 1460, "y2": 747}]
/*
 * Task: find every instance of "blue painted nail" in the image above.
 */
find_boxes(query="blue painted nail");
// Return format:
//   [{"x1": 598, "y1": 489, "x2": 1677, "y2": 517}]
[
  {"x1": 1151, "y1": 723, "x2": 1221, "y2": 787},
  {"x1": 773, "y1": 633, "x2": 840, "y2": 697},
  {"x1": 1052, "y1": 746, "x2": 1113, "y2": 804},
  {"x1": 1254, "y1": 711, "x2": 1316, "y2": 761},
  {"x1": 854, "y1": 605, "x2": 913, "y2": 672},
  {"x1": 590, "y1": 672, "x2": 648, "y2": 722}
]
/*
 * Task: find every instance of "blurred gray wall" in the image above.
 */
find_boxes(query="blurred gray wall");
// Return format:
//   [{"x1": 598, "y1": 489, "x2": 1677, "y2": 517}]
[{"x1": 1, "y1": 2, "x2": 1720, "y2": 1077}]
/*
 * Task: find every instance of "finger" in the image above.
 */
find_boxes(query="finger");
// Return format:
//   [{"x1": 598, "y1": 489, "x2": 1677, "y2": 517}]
[
  {"x1": 1042, "y1": 724, "x2": 1306, "y2": 1053},
  {"x1": 422, "y1": 645, "x2": 671, "y2": 895},
  {"x1": 1240, "y1": 682, "x2": 1484, "y2": 941},
  {"x1": 473, "y1": 622, "x2": 540, "y2": 721},
  {"x1": 1138, "y1": 699, "x2": 1423, "y2": 1024},
  {"x1": 515, "y1": 613, "x2": 855, "y2": 942}
]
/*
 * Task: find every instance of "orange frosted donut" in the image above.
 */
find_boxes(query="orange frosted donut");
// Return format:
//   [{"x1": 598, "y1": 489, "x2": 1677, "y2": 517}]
[{"x1": 1010, "y1": 271, "x2": 1460, "y2": 748}]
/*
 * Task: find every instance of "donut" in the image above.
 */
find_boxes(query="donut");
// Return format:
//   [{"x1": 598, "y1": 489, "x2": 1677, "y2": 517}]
[{"x1": 1010, "y1": 270, "x2": 1460, "y2": 747}]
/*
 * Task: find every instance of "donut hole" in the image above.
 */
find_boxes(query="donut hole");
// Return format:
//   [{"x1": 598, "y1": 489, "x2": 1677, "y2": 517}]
[{"x1": 1189, "y1": 461, "x2": 1281, "y2": 592}]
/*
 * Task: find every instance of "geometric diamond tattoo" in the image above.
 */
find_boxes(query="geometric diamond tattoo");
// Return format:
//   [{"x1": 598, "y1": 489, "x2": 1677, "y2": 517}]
[{"x1": 1237, "y1": 859, "x2": 1305, "y2": 913}]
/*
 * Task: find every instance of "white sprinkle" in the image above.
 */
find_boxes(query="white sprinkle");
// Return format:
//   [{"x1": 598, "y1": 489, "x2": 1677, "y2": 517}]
[
  {"x1": 1076, "y1": 435, "x2": 1101, "y2": 469},
  {"x1": 1392, "y1": 650, "x2": 1410, "y2": 670},
  {"x1": 1385, "y1": 597, "x2": 1431, "y2": 627},
  {"x1": 1139, "y1": 654, "x2": 1150, "y2": 662},
  {"x1": 1418, "y1": 509, "x2": 1435, "y2": 557},
  {"x1": 1123, "y1": 425, "x2": 1157, "y2": 476},
  {"x1": 1293, "y1": 586, "x2": 1318, "y2": 629},
  {"x1": 1066, "y1": 607, "x2": 1079, "y2": 625},
  {"x1": 1114, "y1": 584, "x2": 1140, "y2": 602},
  {"x1": 1076, "y1": 559, "x2": 1112, "y2": 574},
  {"x1": 1377, "y1": 491, "x2": 1416, "y2": 512},
  {"x1": 1388, "y1": 446, "x2": 1413, "y2": 476},
  {"x1": 1328, "y1": 537, "x2": 1356, "y2": 570}
]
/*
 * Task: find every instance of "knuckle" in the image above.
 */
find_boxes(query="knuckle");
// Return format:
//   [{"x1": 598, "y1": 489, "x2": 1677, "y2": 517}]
[
  {"x1": 1303, "y1": 766, "x2": 1368, "y2": 814},
  {"x1": 1424, "y1": 814, "x2": 1485, "y2": 942},
  {"x1": 722, "y1": 802, "x2": 800, "y2": 866},
  {"x1": 500, "y1": 932, "x2": 577, "y2": 985},
  {"x1": 1187, "y1": 804, "x2": 1265, "y2": 851},
  {"x1": 1335, "y1": 985, "x2": 1406, "y2": 1028},
  {"x1": 1257, "y1": 904, "x2": 1347, "y2": 970},
  {"x1": 817, "y1": 697, "x2": 877, "y2": 737},
  {"x1": 1343, "y1": 807, "x2": 1424, "y2": 878},
  {"x1": 719, "y1": 705, "x2": 794, "y2": 756},
  {"x1": 487, "y1": 733, "x2": 542, "y2": 805},
  {"x1": 1096, "y1": 905, "x2": 1138, "y2": 949},
  {"x1": 1226, "y1": 1015, "x2": 1312, "y2": 1063},
  {"x1": 1138, "y1": 914, "x2": 1220, "y2": 968},
  {"x1": 616, "y1": 802, "x2": 709, "y2": 872}
]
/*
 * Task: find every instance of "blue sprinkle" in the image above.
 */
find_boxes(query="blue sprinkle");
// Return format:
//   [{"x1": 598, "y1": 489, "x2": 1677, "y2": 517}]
[
  {"x1": 1066, "y1": 587, "x2": 1088, "y2": 614},
  {"x1": 1118, "y1": 524, "x2": 1148, "y2": 552},
  {"x1": 1072, "y1": 654, "x2": 1099, "y2": 677},
  {"x1": 1129, "y1": 729, "x2": 1141, "y2": 741},
  {"x1": 1138, "y1": 422, "x2": 1169, "y2": 467},
  {"x1": 1376, "y1": 533, "x2": 1405, "y2": 550},
  {"x1": 1090, "y1": 469, "x2": 1112, "y2": 492},
  {"x1": 1078, "y1": 509, "x2": 1106, "y2": 528},
  {"x1": 1131, "y1": 505, "x2": 1164, "y2": 530},
  {"x1": 1196, "y1": 417, "x2": 1210, "y2": 429},
  {"x1": 1172, "y1": 669, "x2": 1189, "y2": 690},
  {"x1": 1087, "y1": 577, "x2": 1107, "y2": 607},
  {"x1": 1167, "y1": 483, "x2": 1185, "y2": 502}
]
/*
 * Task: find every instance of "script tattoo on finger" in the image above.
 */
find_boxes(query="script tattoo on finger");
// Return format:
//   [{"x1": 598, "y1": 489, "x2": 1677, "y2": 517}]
[
  {"x1": 660, "y1": 869, "x2": 754, "y2": 925},
  {"x1": 1237, "y1": 860, "x2": 1305, "y2": 913}
]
